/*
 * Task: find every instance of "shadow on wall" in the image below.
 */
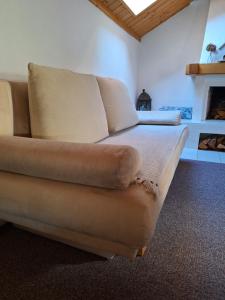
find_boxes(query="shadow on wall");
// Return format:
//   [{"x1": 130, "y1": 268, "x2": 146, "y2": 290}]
[
  {"x1": 83, "y1": 27, "x2": 138, "y2": 101},
  {"x1": 73, "y1": 27, "x2": 138, "y2": 99},
  {"x1": 0, "y1": 73, "x2": 27, "y2": 81}
]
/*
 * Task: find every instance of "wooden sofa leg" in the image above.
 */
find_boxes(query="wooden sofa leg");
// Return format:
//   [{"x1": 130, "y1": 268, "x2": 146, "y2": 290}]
[{"x1": 137, "y1": 247, "x2": 147, "y2": 257}]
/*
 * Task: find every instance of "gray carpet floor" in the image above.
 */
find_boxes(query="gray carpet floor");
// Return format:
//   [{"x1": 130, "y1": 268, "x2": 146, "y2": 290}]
[{"x1": 0, "y1": 160, "x2": 224, "y2": 300}]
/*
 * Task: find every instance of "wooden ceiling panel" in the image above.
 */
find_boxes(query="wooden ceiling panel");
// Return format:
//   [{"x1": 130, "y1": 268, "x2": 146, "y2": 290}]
[{"x1": 90, "y1": 0, "x2": 192, "y2": 41}]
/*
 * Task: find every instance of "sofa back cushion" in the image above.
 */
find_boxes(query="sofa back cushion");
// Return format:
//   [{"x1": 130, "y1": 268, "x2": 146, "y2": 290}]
[
  {"x1": 0, "y1": 80, "x2": 31, "y2": 137},
  {"x1": 0, "y1": 81, "x2": 14, "y2": 136},
  {"x1": 28, "y1": 63, "x2": 109, "y2": 143},
  {"x1": 97, "y1": 77, "x2": 138, "y2": 133},
  {"x1": 10, "y1": 81, "x2": 31, "y2": 137}
]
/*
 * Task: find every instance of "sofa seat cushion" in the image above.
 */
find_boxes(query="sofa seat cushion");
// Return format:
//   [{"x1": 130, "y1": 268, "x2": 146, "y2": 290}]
[
  {"x1": 99, "y1": 125, "x2": 188, "y2": 201},
  {"x1": 97, "y1": 77, "x2": 138, "y2": 133},
  {"x1": 28, "y1": 63, "x2": 109, "y2": 143}
]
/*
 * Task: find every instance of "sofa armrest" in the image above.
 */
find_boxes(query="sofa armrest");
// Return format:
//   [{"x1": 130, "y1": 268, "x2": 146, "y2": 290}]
[
  {"x1": 0, "y1": 136, "x2": 141, "y2": 190},
  {"x1": 137, "y1": 111, "x2": 181, "y2": 125}
]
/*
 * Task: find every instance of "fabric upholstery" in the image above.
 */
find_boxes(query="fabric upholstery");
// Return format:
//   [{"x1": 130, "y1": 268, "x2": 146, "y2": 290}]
[
  {"x1": 100, "y1": 124, "x2": 189, "y2": 200},
  {"x1": 9, "y1": 81, "x2": 31, "y2": 137},
  {"x1": 0, "y1": 213, "x2": 139, "y2": 259},
  {"x1": 0, "y1": 171, "x2": 158, "y2": 249},
  {"x1": 97, "y1": 77, "x2": 138, "y2": 133},
  {"x1": 0, "y1": 125, "x2": 187, "y2": 254},
  {"x1": 0, "y1": 80, "x2": 31, "y2": 137},
  {"x1": 0, "y1": 77, "x2": 188, "y2": 259},
  {"x1": 28, "y1": 63, "x2": 109, "y2": 143},
  {"x1": 137, "y1": 111, "x2": 181, "y2": 125},
  {"x1": 0, "y1": 80, "x2": 14, "y2": 135},
  {"x1": 0, "y1": 136, "x2": 141, "y2": 190}
]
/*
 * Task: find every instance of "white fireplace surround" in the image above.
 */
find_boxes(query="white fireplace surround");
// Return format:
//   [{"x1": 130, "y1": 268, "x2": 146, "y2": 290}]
[
  {"x1": 183, "y1": 0, "x2": 225, "y2": 150},
  {"x1": 192, "y1": 75, "x2": 225, "y2": 122},
  {"x1": 183, "y1": 75, "x2": 225, "y2": 149}
]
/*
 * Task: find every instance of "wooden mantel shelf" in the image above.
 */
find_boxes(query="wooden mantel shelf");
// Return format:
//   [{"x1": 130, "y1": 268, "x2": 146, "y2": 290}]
[{"x1": 186, "y1": 63, "x2": 225, "y2": 75}]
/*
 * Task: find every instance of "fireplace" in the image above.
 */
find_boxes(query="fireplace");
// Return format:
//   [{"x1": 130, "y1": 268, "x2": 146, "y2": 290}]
[{"x1": 207, "y1": 87, "x2": 225, "y2": 120}]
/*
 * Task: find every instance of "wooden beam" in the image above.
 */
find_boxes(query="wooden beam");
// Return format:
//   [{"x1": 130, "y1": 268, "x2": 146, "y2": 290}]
[
  {"x1": 90, "y1": 0, "x2": 192, "y2": 39},
  {"x1": 89, "y1": 0, "x2": 141, "y2": 41},
  {"x1": 133, "y1": 0, "x2": 191, "y2": 37},
  {"x1": 186, "y1": 64, "x2": 199, "y2": 75},
  {"x1": 186, "y1": 63, "x2": 225, "y2": 75}
]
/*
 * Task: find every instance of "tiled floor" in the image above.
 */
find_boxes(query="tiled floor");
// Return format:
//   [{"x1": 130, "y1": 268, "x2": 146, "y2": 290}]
[{"x1": 181, "y1": 147, "x2": 225, "y2": 164}]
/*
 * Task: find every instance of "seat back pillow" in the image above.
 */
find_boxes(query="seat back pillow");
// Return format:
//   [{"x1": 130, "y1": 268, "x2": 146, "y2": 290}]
[
  {"x1": 0, "y1": 80, "x2": 14, "y2": 136},
  {"x1": 97, "y1": 77, "x2": 138, "y2": 133},
  {"x1": 28, "y1": 63, "x2": 109, "y2": 143}
]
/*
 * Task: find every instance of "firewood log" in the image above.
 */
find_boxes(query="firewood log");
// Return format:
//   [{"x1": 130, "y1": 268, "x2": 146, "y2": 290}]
[
  {"x1": 199, "y1": 142, "x2": 208, "y2": 150},
  {"x1": 217, "y1": 144, "x2": 225, "y2": 150},
  {"x1": 208, "y1": 138, "x2": 217, "y2": 150}
]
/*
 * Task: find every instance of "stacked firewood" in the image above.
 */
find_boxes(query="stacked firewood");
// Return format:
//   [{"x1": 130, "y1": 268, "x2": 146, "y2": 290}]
[
  {"x1": 210, "y1": 108, "x2": 225, "y2": 120},
  {"x1": 199, "y1": 135, "x2": 225, "y2": 151},
  {"x1": 209, "y1": 100, "x2": 225, "y2": 119}
]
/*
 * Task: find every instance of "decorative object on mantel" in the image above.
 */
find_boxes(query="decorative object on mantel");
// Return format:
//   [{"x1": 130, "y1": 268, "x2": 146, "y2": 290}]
[
  {"x1": 198, "y1": 133, "x2": 225, "y2": 152},
  {"x1": 206, "y1": 43, "x2": 217, "y2": 63},
  {"x1": 136, "y1": 89, "x2": 152, "y2": 111},
  {"x1": 159, "y1": 106, "x2": 192, "y2": 120}
]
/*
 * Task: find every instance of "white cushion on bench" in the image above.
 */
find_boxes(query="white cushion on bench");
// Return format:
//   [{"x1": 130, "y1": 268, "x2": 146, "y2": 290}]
[{"x1": 137, "y1": 111, "x2": 181, "y2": 125}]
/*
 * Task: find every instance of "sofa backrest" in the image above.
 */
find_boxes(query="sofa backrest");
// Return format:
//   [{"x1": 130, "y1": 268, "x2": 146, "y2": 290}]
[
  {"x1": 0, "y1": 72, "x2": 138, "y2": 139},
  {"x1": 0, "y1": 80, "x2": 31, "y2": 137}
]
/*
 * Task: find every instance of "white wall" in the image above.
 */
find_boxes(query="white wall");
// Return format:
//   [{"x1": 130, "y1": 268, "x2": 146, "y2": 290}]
[
  {"x1": 200, "y1": 0, "x2": 225, "y2": 63},
  {"x1": 0, "y1": 0, "x2": 139, "y2": 99},
  {"x1": 138, "y1": 0, "x2": 210, "y2": 110}
]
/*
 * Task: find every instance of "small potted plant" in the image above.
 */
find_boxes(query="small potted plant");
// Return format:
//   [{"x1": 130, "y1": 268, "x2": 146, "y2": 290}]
[{"x1": 206, "y1": 43, "x2": 217, "y2": 63}]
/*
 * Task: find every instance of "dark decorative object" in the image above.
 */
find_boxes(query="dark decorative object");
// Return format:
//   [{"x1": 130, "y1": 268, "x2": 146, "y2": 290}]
[
  {"x1": 198, "y1": 133, "x2": 225, "y2": 152},
  {"x1": 136, "y1": 89, "x2": 152, "y2": 111}
]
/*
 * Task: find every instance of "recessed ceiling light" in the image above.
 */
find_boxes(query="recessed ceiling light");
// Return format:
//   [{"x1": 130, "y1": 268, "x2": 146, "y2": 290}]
[{"x1": 122, "y1": 0, "x2": 157, "y2": 15}]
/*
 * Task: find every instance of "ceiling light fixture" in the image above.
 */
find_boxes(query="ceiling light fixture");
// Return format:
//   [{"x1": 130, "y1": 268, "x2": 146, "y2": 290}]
[{"x1": 122, "y1": 0, "x2": 157, "y2": 15}]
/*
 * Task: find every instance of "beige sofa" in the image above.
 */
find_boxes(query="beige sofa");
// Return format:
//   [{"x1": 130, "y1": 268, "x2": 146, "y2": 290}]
[{"x1": 0, "y1": 64, "x2": 188, "y2": 259}]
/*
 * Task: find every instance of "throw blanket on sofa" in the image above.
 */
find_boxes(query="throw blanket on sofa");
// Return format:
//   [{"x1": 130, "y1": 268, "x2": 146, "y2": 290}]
[{"x1": 99, "y1": 125, "x2": 188, "y2": 200}]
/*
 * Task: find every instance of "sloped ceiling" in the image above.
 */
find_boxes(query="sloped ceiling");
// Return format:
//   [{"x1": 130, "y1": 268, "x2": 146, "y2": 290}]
[{"x1": 90, "y1": 0, "x2": 192, "y2": 41}]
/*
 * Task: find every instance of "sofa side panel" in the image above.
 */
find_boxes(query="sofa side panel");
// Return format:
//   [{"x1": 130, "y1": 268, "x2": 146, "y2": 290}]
[{"x1": 0, "y1": 171, "x2": 159, "y2": 249}]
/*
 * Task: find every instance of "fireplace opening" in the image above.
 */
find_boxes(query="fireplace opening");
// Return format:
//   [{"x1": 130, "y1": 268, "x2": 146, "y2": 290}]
[
  {"x1": 207, "y1": 87, "x2": 225, "y2": 120},
  {"x1": 198, "y1": 133, "x2": 225, "y2": 152}
]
